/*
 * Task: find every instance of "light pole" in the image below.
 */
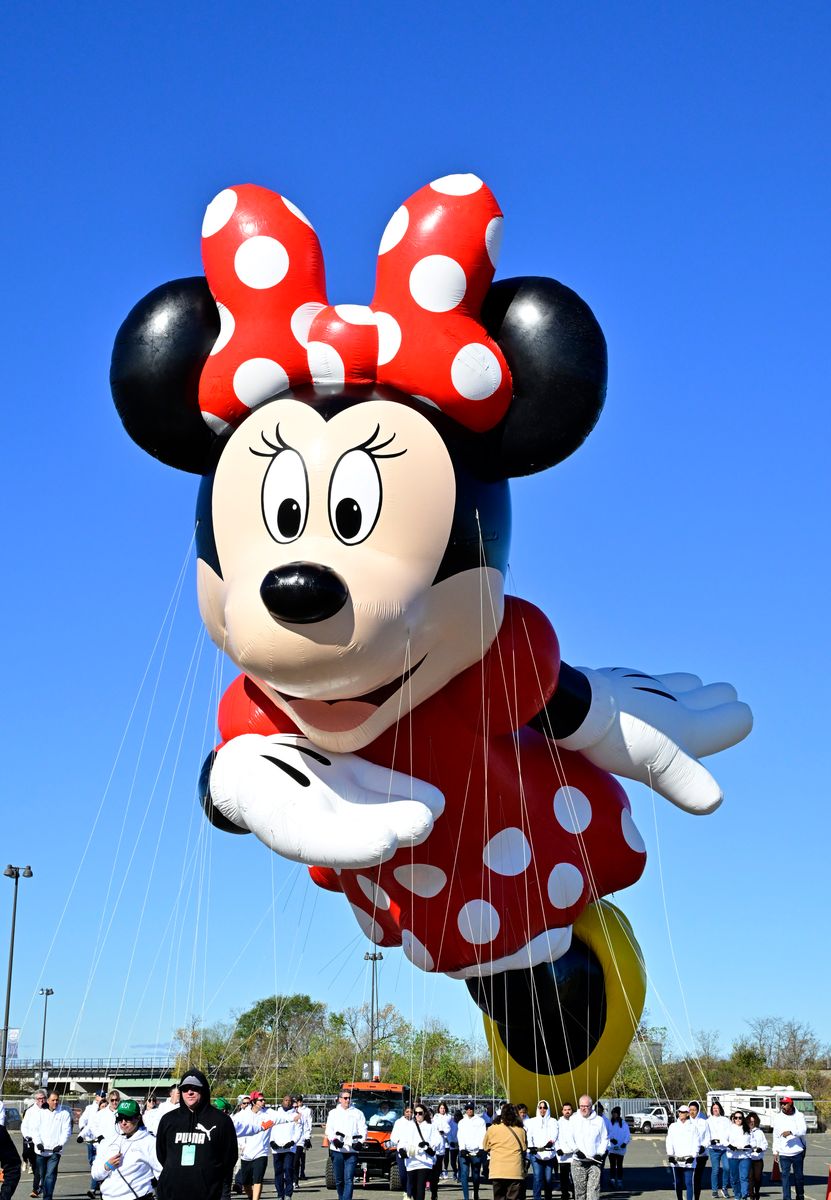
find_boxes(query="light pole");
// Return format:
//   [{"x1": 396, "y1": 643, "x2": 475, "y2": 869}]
[
  {"x1": 39, "y1": 988, "x2": 54, "y2": 1088},
  {"x1": 364, "y1": 951, "x2": 383, "y2": 1080},
  {"x1": 1, "y1": 864, "x2": 33, "y2": 1093}
]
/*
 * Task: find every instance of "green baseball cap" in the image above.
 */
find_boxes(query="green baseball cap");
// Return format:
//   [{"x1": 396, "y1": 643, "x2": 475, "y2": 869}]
[
  {"x1": 214, "y1": 1098, "x2": 230, "y2": 1111},
  {"x1": 116, "y1": 1100, "x2": 141, "y2": 1120}
]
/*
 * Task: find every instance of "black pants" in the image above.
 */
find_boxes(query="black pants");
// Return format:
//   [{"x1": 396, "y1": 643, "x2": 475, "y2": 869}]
[
  {"x1": 294, "y1": 1146, "x2": 307, "y2": 1181},
  {"x1": 608, "y1": 1155, "x2": 624, "y2": 1184},
  {"x1": 694, "y1": 1155, "x2": 707, "y2": 1200},
  {"x1": 559, "y1": 1162, "x2": 572, "y2": 1200},
  {"x1": 411, "y1": 1168, "x2": 431, "y2": 1200}
]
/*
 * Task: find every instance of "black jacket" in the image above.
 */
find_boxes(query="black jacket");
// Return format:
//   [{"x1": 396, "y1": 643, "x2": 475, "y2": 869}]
[
  {"x1": 0, "y1": 1125, "x2": 22, "y2": 1200},
  {"x1": 156, "y1": 1069, "x2": 237, "y2": 1200}
]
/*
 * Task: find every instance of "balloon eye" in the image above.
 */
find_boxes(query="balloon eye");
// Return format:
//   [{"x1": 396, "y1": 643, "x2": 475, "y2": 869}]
[
  {"x1": 329, "y1": 449, "x2": 382, "y2": 545},
  {"x1": 262, "y1": 449, "x2": 308, "y2": 543}
]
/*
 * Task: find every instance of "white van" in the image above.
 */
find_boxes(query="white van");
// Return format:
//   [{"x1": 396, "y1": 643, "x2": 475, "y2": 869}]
[{"x1": 706, "y1": 1087, "x2": 817, "y2": 1132}]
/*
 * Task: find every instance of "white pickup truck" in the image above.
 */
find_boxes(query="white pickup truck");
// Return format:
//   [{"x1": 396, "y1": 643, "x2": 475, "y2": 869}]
[{"x1": 628, "y1": 1105, "x2": 672, "y2": 1133}]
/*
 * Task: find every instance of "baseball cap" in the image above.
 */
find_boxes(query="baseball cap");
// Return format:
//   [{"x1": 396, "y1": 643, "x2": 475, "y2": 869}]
[
  {"x1": 214, "y1": 1098, "x2": 230, "y2": 1111},
  {"x1": 464, "y1": 1101, "x2": 474, "y2": 1111},
  {"x1": 250, "y1": 1091, "x2": 265, "y2": 1101},
  {"x1": 678, "y1": 1105, "x2": 690, "y2": 1113},
  {"x1": 238, "y1": 1094, "x2": 251, "y2": 1102},
  {"x1": 116, "y1": 1100, "x2": 141, "y2": 1120},
  {"x1": 180, "y1": 1074, "x2": 205, "y2": 1090},
  {"x1": 781, "y1": 1096, "x2": 793, "y2": 1105}
]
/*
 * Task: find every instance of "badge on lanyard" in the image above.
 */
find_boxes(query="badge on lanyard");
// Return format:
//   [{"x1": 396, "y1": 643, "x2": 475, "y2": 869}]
[{"x1": 181, "y1": 1144, "x2": 196, "y2": 1166}]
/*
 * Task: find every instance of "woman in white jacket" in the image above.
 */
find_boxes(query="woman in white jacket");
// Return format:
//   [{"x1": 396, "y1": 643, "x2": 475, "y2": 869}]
[
  {"x1": 606, "y1": 1107, "x2": 630, "y2": 1190},
  {"x1": 726, "y1": 1113, "x2": 751, "y2": 1200},
  {"x1": 527, "y1": 1100, "x2": 558, "y2": 1200},
  {"x1": 405, "y1": 1105, "x2": 444, "y2": 1200},
  {"x1": 746, "y1": 1114, "x2": 767, "y2": 1200},
  {"x1": 91, "y1": 1099, "x2": 162, "y2": 1199},
  {"x1": 433, "y1": 1102, "x2": 453, "y2": 1181},
  {"x1": 706, "y1": 1102, "x2": 731, "y2": 1199}
]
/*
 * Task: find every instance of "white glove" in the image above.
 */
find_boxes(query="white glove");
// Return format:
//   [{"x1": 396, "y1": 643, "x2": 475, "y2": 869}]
[
  {"x1": 558, "y1": 668, "x2": 752, "y2": 813},
  {"x1": 209, "y1": 734, "x2": 445, "y2": 868}
]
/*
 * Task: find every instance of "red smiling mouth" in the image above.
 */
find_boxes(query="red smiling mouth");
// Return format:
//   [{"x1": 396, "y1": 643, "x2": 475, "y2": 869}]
[{"x1": 277, "y1": 656, "x2": 426, "y2": 711}]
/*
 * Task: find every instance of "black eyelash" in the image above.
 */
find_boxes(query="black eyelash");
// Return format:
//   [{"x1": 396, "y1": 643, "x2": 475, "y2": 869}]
[
  {"x1": 359, "y1": 424, "x2": 407, "y2": 460},
  {"x1": 250, "y1": 425, "x2": 291, "y2": 458}
]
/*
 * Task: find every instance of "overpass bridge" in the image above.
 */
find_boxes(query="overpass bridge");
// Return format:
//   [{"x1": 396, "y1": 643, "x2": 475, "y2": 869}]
[{"x1": 4, "y1": 1057, "x2": 178, "y2": 1098}]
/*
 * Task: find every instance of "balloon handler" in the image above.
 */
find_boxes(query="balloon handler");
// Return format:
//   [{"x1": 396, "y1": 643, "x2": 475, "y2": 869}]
[{"x1": 111, "y1": 172, "x2": 752, "y2": 1104}]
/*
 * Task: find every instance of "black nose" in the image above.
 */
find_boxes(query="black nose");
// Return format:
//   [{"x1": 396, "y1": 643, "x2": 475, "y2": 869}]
[{"x1": 260, "y1": 563, "x2": 349, "y2": 624}]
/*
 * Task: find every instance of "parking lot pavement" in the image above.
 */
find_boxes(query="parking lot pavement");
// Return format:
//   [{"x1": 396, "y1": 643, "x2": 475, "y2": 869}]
[{"x1": 4, "y1": 1130, "x2": 829, "y2": 1200}]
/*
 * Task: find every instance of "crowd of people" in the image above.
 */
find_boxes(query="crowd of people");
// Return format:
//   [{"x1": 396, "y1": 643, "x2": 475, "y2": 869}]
[{"x1": 0, "y1": 1083, "x2": 812, "y2": 1200}]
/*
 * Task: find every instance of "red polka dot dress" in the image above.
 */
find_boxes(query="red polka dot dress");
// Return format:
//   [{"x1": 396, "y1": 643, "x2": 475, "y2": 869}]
[{"x1": 217, "y1": 597, "x2": 646, "y2": 977}]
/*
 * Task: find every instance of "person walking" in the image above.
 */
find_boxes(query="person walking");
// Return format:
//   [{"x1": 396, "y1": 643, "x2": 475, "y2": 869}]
[
  {"x1": 555, "y1": 1104, "x2": 574, "y2": 1200},
  {"x1": 746, "y1": 1114, "x2": 767, "y2": 1200},
  {"x1": 483, "y1": 1104, "x2": 528, "y2": 1200},
  {"x1": 324, "y1": 1089, "x2": 367, "y2": 1200},
  {"x1": 402, "y1": 1105, "x2": 443, "y2": 1200},
  {"x1": 391, "y1": 1105, "x2": 416, "y2": 1199},
  {"x1": 706, "y1": 1101, "x2": 731, "y2": 1199},
  {"x1": 233, "y1": 1093, "x2": 274, "y2": 1200},
  {"x1": 292, "y1": 1096, "x2": 313, "y2": 1187},
  {"x1": 726, "y1": 1113, "x2": 751, "y2": 1200},
  {"x1": 772, "y1": 1096, "x2": 807, "y2": 1200},
  {"x1": 667, "y1": 1106, "x2": 707, "y2": 1200},
  {"x1": 457, "y1": 1102, "x2": 487, "y2": 1200},
  {"x1": 155, "y1": 1068, "x2": 239, "y2": 1200},
  {"x1": 568, "y1": 1098, "x2": 607, "y2": 1200},
  {"x1": 0, "y1": 1122, "x2": 22, "y2": 1200},
  {"x1": 20, "y1": 1092, "x2": 46, "y2": 1196},
  {"x1": 30, "y1": 1092, "x2": 71, "y2": 1200},
  {"x1": 527, "y1": 1101, "x2": 557, "y2": 1200},
  {"x1": 434, "y1": 1103, "x2": 453, "y2": 1181},
  {"x1": 91, "y1": 1098, "x2": 162, "y2": 1199},
  {"x1": 606, "y1": 1107, "x2": 630, "y2": 1190},
  {"x1": 269, "y1": 1095, "x2": 304, "y2": 1200},
  {"x1": 688, "y1": 1104, "x2": 711, "y2": 1200}
]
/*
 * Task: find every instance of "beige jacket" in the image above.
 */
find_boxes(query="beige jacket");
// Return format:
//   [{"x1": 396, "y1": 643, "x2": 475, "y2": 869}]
[{"x1": 483, "y1": 1122, "x2": 527, "y2": 1179}]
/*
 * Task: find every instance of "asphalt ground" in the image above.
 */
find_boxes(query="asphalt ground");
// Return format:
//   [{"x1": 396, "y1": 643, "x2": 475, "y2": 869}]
[{"x1": 3, "y1": 1131, "x2": 830, "y2": 1200}]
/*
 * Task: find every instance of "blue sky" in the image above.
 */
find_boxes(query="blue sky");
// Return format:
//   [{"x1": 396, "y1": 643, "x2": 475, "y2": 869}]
[{"x1": 1, "y1": 0, "x2": 829, "y2": 1072}]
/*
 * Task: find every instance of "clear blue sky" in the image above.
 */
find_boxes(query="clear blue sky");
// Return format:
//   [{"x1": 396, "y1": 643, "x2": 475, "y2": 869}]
[{"x1": 1, "y1": 0, "x2": 828, "y2": 1072}]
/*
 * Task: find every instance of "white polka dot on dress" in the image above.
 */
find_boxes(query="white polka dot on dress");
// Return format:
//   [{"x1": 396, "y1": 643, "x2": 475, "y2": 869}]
[
  {"x1": 356, "y1": 875, "x2": 391, "y2": 911},
  {"x1": 234, "y1": 235, "x2": 290, "y2": 289},
  {"x1": 350, "y1": 904, "x2": 384, "y2": 944},
  {"x1": 402, "y1": 929, "x2": 435, "y2": 971},
  {"x1": 409, "y1": 255, "x2": 467, "y2": 313},
  {"x1": 392, "y1": 864, "x2": 447, "y2": 898},
  {"x1": 202, "y1": 188, "x2": 238, "y2": 238},
  {"x1": 547, "y1": 863, "x2": 585, "y2": 909},
  {"x1": 483, "y1": 827, "x2": 531, "y2": 876},
  {"x1": 378, "y1": 204, "x2": 409, "y2": 254},
  {"x1": 553, "y1": 785, "x2": 593, "y2": 834},
  {"x1": 232, "y1": 358, "x2": 290, "y2": 407},
  {"x1": 450, "y1": 343, "x2": 502, "y2": 401},
  {"x1": 457, "y1": 899, "x2": 500, "y2": 945},
  {"x1": 621, "y1": 809, "x2": 646, "y2": 854}
]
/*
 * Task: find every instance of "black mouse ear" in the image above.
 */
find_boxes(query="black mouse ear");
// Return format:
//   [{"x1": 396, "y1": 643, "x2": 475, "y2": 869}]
[
  {"x1": 482, "y1": 276, "x2": 607, "y2": 478},
  {"x1": 110, "y1": 277, "x2": 222, "y2": 474}
]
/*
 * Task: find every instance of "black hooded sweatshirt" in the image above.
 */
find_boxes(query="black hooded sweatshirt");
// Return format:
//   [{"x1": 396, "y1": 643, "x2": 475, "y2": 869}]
[{"x1": 156, "y1": 1068, "x2": 238, "y2": 1200}]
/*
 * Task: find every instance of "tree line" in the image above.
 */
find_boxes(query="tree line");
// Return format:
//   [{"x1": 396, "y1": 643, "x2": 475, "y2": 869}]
[{"x1": 173, "y1": 994, "x2": 495, "y2": 1098}]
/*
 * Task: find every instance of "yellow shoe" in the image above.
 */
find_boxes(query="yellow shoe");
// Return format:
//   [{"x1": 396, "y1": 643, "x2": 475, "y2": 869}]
[{"x1": 470, "y1": 901, "x2": 645, "y2": 1106}]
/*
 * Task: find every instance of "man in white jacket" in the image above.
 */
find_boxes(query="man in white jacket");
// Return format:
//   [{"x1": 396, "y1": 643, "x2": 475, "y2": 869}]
[
  {"x1": 31, "y1": 1091, "x2": 72, "y2": 1200},
  {"x1": 21, "y1": 1091, "x2": 47, "y2": 1193},
  {"x1": 555, "y1": 1103, "x2": 574, "y2": 1200},
  {"x1": 456, "y1": 1102, "x2": 487, "y2": 1200},
  {"x1": 324, "y1": 1090, "x2": 368, "y2": 1200},
  {"x1": 569, "y1": 1097, "x2": 608, "y2": 1200},
  {"x1": 91, "y1": 1099, "x2": 162, "y2": 1199},
  {"x1": 772, "y1": 1096, "x2": 807, "y2": 1200}
]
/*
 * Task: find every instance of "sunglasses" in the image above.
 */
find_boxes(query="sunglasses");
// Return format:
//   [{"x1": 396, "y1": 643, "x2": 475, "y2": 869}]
[
  {"x1": 415, "y1": 1110, "x2": 425, "y2": 1116},
  {"x1": 117, "y1": 1115, "x2": 137, "y2": 1122}
]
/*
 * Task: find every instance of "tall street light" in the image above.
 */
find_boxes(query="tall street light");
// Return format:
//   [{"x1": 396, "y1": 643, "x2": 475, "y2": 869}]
[
  {"x1": 1, "y1": 864, "x2": 33, "y2": 1092},
  {"x1": 39, "y1": 988, "x2": 54, "y2": 1089}
]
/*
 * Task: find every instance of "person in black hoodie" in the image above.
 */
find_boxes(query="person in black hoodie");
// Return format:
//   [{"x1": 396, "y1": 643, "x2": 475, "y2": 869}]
[
  {"x1": 0, "y1": 1123, "x2": 22, "y2": 1200},
  {"x1": 156, "y1": 1068, "x2": 238, "y2": 1200}
]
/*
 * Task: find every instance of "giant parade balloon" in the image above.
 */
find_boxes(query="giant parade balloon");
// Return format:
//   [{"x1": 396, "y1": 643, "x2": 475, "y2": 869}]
[{"x1": 111, "y1": 172, "x2": 752, "y2": 1103}]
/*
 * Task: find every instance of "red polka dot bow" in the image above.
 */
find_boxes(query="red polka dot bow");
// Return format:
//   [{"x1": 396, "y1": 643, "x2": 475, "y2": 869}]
[{"x1": 198, "y1": 173, "x2": 512, "y2": 433}]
